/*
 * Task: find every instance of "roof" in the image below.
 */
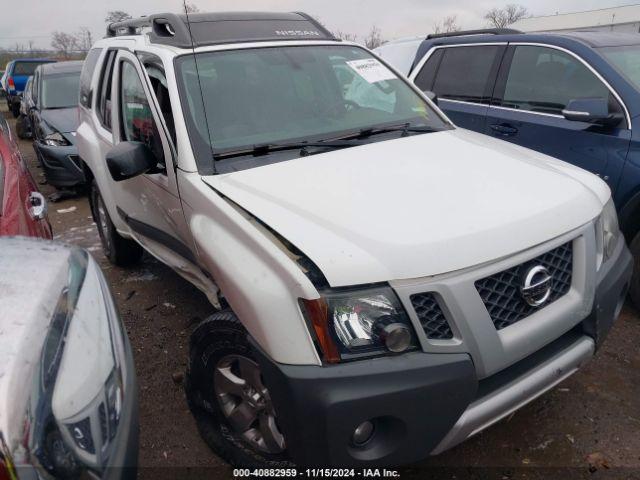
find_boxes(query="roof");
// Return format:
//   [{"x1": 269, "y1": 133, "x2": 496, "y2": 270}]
[
  {"x1": 106, "y1": 11, "x2": 336, "y2": 49},
  {"x1": 39, "y1": 60, "x2": 83, "y2": 75},
  {"x1": 512, "y1": 4, "x2": 640, "y2": 32}
]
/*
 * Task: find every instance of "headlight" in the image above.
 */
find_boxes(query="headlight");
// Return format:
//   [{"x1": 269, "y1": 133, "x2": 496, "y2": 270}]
[
  {"x1": 301, "y1": 286, "x2": 418, "y2": 363},
  {"x1": 597, "y1": 198, "x2": 620, "y2": 268},
  {"x1": 43, "y1": 131, "x2": 70, "y2": 146}
]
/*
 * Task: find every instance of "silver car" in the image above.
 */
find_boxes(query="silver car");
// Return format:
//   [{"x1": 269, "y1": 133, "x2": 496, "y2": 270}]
[{"x1": 0, "y1": 237, "x2": 138, "y2": 479}]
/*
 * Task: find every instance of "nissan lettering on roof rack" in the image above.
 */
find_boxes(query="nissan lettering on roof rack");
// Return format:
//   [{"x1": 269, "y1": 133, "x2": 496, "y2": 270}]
[{"x1": 74, "y1": 9, "x2": 632, "y2": 469}]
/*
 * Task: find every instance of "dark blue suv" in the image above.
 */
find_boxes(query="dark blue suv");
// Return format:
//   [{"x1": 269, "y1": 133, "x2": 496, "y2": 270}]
[{"x1": 385, "y1": 29, "x2": 640, "y2": 307}]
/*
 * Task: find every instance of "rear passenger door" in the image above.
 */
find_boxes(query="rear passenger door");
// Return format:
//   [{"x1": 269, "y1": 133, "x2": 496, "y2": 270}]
[
  {"x1": 410, "y1": 44, "x2": 506, "y2": 132},
  {"x1": 486, "y1": 44, "x2": 631, "y2": 181}
]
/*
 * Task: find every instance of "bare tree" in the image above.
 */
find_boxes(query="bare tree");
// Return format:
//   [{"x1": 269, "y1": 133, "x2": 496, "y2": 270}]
[
  {"x1": 484, "y1": 4, "x2": 529, "y2": 28},
  {"x1": 432, "y1": 15, "x2": 460, "y2": 34},
  {"x1": 184, "y1": 2, "x2": 200, "y2": 13},
  {"x1": 75, "y1": 27, "x2": 94, "y2": 52},
  {"x1": 334, "y1": 30, "x2": 358, "y2": 42},
  {"x1": 51, "y1": 31, "x2": 78, "y2": 58},
  {"x1": 363, "y1": 25, "x2": 385, "y2": 50},
  {"x1": 105, "y1": 10, "x2": 132, "y2": 24}
]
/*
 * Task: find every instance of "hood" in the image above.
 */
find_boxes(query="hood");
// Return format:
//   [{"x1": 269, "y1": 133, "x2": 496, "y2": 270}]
[
  {"x1": 41, "y1": 106, "x2": 79, "y2": 134},
  {"x1": 203, "y1": 129, "x2": 610, "y2": 287}
]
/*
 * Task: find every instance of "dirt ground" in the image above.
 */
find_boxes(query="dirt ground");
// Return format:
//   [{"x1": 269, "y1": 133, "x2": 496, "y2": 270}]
[{"x1": 5, "y1": 104, "x2": 640, "y2": 479}]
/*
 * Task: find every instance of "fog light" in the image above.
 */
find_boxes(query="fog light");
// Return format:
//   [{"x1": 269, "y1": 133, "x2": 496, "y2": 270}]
[
  {"x1": 380, "y1": 323, "x2": 411, "y2": 353},
  {"x1": 352, "y1": 420, "x2": 375, "y2": 446}
]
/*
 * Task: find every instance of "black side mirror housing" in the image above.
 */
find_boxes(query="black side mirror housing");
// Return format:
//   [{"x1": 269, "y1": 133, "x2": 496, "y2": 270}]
[
  {"x1": 106, "y1": 141, "x2": 160, "y2": 182},
  {"x1": 562, "y1": 98, "x2": 623, "y2": 126},
  {"x1": 423, "y1": 90, "x2": 438, "y2": 105}
]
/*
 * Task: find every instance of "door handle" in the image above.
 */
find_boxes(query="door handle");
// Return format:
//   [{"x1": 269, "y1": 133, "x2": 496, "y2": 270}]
[{"x1": 490, "y1": 124, "x2": 518, "y2": 137}]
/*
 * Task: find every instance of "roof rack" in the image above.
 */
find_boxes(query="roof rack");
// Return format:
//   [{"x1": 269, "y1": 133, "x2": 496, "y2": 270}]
[
  {"x1": 106, "y1": 11, "x2": 336, "y2": 49},
  {"x1": 426, "y1": 28, "x2": 522, "y2": 40}
]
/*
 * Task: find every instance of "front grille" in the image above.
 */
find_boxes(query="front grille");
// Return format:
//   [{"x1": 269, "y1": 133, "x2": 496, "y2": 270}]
[
  {"x1": 475, "y1": 242, "x2": 573, "y2": 330},
  {"x1": 410, "y1": 292, "x2": 454, "y2": 340}
]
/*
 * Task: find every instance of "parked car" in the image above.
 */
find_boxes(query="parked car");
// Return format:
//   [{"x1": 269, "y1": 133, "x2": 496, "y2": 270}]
[
  {"x1": 0, "y1": 115, "x2": 51, "y2": 238},
  {"x1": 0, "y1": 237, "x2": 138, "y2": 479},
  {"x1": 377, "y1": 29, "x2": 640, "y2": 308},
  {"x1": 3, "y1": 58, "x2": 56, "y2": 117},
  {"x1": 15, "y1": 76, "x2": 34, "y2": 139},
  {"x1": 77, "y1": 12, "x2": 632, "y2": 468},
  {"x1": 29, "y1": 61, "x2": 85, "y2": 190}
]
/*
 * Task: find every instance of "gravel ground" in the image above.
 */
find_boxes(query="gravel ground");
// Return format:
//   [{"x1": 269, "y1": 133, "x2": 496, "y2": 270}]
[{"x1": 5, "y1": 104, "x2": 640, "y2": 479}]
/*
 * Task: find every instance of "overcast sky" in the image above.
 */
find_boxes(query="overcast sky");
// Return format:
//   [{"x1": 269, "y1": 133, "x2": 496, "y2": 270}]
[{"x1": 0, "y1": 0, "x2": 638, "y2": 49}]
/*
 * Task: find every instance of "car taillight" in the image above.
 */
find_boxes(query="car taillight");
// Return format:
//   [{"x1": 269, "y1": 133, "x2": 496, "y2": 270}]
[{"x1": 7, "y1": 77, "x2": 14, "y2": 89}]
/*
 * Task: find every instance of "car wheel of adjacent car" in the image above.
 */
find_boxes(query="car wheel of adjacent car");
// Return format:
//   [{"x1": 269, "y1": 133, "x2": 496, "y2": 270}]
[
  {"x1": 15, "y1": 114, "x2": 31, "y2": 139},
  {"x1": 628, "y1": 232, "x2": 640, "y2": 309},
  {"x1": 90, "y1": 180, "x2": 143, "y2": 267},
  {"x1": 186, "y1": 311, "x2": 293, "y2": 468},
  {"x1": 10, "y1": 101, "x2": 20, "y2": 118}
]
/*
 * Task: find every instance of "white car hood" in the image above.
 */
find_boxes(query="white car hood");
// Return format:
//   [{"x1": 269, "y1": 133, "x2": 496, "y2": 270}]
[{"x1": 203, "y1": 128, "x2": 609, "y2": 287}]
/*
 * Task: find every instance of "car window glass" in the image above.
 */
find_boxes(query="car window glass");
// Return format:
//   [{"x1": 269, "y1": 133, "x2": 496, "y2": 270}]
[
  {"x1": 432, "y1": 46, "x2": 500, "y2": 103},
  {"x1": 42, "y1": 73, "x2": 81, "y2": 109},
  {"x1": 142, "y1": 61, "x2": 176, "y2": 146},
  {"x1": 98, "y1": 51, "x2": 117, "y2": 131},
  {"x1": 501, "y1": 46, "x2": 614, "y2": 115},
  {"x1": 13, "y1": 62, "x2": 43, "y2": 76},
  {"x1": 414, "y1": 48, "x2": 444, "y2": 92},
  {"x1": 120, "y1": 61, "x2": 164, "y2": 164},
  {"x1": 80, "y1": 48, "x2": 103, "y2": 109},
  {"x1": 32, "y1": 72, "x2": 39, "y2": 103}
]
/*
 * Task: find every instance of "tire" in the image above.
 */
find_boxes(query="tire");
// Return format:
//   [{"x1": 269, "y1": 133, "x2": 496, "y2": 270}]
[
  {"x1": 629, "y1": 232, "x2": 640, "y2": 309},
  {"x1": 89, "y1": 180, "x2": 143, "y2": 266},
  {"x1": 15, "y1": 114, "x2": 31, "y2": 139},
  {"x1": 10, "y1": 101, "x2": 19, "y2": 118},
  {"x1": 186, "y1": 311, "x2": 293, "y2": 468}
]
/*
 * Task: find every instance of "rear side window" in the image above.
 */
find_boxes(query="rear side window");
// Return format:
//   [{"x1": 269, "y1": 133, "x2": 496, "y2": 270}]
[
  {"x1": 499, "y1": 45, "x2": 616, "y2": 115},
  {"x1": 97, "y1": 51, "x2": 117, "y2": 131},
  {"x1": 431, "y1": 46, "x2": 501, "y2": 103},
  {"x1": 13, "y1": 62, "x2": 42, "y2": 76},
  {"x1": 80, "y1": 48, "x2": 103, "y2": 108},
  {"x1": 413, "y1": 48, "x2": 444, "y2": 92}
]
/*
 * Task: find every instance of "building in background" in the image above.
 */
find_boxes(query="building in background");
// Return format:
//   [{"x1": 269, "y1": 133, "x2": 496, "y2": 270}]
[{"x1": 512, "y1": 4, "x2": 640, "y2": 33}]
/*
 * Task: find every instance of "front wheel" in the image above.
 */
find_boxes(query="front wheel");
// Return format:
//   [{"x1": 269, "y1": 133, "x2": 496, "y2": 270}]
[
  {"x1": 628, "y1": 232, "x2": 640, "y2": 309},
  {"x1": 89, "y1": 180, "x2": 143, "y2": 266},
  {"x1": 186, "y1": 311, "x2": 293, "y2": 468},
  {"x1": 10, "y1": 101, "x2": 20, "y2": 118}
]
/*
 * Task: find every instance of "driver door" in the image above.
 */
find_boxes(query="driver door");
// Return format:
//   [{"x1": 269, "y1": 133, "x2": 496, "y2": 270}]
[{"x1": 108, "y1": 49, "x2": 196, "y2": 267}]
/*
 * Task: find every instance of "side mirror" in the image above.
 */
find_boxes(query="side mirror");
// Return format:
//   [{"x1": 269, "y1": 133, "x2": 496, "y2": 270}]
[
  {"x1": 562, "y1": 98, "x2": 622, "y2": 126},
  {"x1": 106, "y1": 141, "x2": 159, "y2": 182},
  {"x1": 424, "y1": 90, "x2": 438, "y2": 105}
]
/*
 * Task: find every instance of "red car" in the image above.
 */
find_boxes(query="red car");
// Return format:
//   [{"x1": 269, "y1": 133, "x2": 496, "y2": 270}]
[{"x1": 0, "y1": 116, "x2": 52, "y2": 238}]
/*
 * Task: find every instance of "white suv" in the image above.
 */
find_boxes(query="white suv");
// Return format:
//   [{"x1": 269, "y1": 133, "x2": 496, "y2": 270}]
[{"x1": 76, "y1": 11, "x2": 632, "y2": 468}]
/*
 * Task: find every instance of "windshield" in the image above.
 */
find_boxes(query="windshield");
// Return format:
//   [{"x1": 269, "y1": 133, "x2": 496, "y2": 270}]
[
  {"x1": 14, "y1": 61, "x2": 49, "y2": 76},
  {"x1": 600, "y1": 45, "x2": 640, "y2": 91},
  {"x1": 41, "y1": 72, "x2": 80, "y2": 109},
  {"x1": 176, "y1": 45, "x2": 449, "y2": 165}
]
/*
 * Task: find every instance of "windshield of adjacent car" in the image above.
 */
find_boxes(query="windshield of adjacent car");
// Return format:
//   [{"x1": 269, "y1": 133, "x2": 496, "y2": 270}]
[
  {"x1": 13, "y1": 61, "x2": 47, "y2": 76},
  {"x1": 41, "y1": 72, "x2": 81, "y2": 109},
  {"x1": 176, "y1": 44, "x2": 449, "y2": 163},
  {"x1": 600, "y1": 45, "x2": 640, "y2": 91}
]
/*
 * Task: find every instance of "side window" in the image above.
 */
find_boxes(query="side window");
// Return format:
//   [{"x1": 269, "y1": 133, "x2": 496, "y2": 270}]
[
  {"x1": 413, "y1": 48, "x2": 444, "y2": 92},
  {"x1": 140, "y1": 55, "x2": 176, "y2": 145},
  {"x1": 120, "y1": 61, "x2": 164, "y2": 164},
  {"x1": 499, "y1": 45, "x2": 620, "y2": 116},
  {"x1": 431, "y1": 46, "x2": 501, "y2": 103},
  {"x1": 32, "y1": 72, "x2": 39, "y2": 104},
  {"x1": 97, "y1": 50, "x2": 117, "y2": 131},
  {"x1": 80, "y1": 48, "x2": 103, "y2": 109}
]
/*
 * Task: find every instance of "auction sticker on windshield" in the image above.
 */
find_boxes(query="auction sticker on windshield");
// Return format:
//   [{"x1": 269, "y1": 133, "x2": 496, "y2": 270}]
[{"x1": 346, "y1": 58, "x2": 396, "y2": 83}]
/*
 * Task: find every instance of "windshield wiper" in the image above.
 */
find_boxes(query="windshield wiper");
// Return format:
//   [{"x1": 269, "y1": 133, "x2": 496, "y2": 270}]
[
  {"x1": 355, "y1": 122, "x2": 439, "y2": 139},
  {"x1": 213, "y1": 139, "x2": 360, "y2": 160}
]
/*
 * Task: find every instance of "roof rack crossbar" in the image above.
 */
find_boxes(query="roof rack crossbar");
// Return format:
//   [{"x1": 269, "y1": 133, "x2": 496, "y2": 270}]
[{"x1": 426, "y1": 28, "x2": 522, "y2": 40}]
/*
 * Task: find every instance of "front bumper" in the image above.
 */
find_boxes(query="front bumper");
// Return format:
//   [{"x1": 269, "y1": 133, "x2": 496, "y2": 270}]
[
  {"x1": 34, "y1": 141, "x2": 85, "y2": 188},
  {"x1": 255, "y1": 237, "x2": 632, "y2": 467}
]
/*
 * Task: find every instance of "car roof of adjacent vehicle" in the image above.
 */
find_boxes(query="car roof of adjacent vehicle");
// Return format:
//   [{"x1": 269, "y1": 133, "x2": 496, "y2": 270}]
[
  {"x1": 11, "y1": 58, "x2": 55, "y2": 63},
  {"x1": 106, "y1": 11, "x2": 337, "y2": 49},
  {"x1": 39, "y1": 60, "x2": 83, "y2": 75}
]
